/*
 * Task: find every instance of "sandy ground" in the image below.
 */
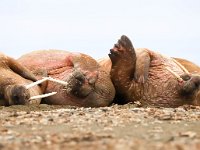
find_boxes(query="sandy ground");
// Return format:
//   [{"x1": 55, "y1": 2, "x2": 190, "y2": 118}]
[{"x1": 0, "y1": 103, "x2": 200, "y2": 150}]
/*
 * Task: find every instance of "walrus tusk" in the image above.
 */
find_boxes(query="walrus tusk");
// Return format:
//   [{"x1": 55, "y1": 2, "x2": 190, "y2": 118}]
[
  {"x1": 25, "y1": 77, "x2": 50, "y2": 89},
  {"x1": 29, "y1": 92, "x2": 57, "y2": 100},
  {"x1": 172, "y1": 59, "x2": 190, "y2": 74},
  {"x1": 25, "y1": 77, "x2": 68, "y2": 89},
  {"x1": 46, "y1": 77, "x2": 68, "y2": 86},
  {"x1": 166, "y1": 67, "x2": 183, "y2": 82}
]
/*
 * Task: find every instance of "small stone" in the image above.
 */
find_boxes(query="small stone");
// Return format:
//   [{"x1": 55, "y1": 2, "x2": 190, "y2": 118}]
[
  {"x1": 157, "y1": 114, "x2": 173, "y2": 120},
  {"x1": 179, "y1": 131, "x2": 197, "y2": 138}
]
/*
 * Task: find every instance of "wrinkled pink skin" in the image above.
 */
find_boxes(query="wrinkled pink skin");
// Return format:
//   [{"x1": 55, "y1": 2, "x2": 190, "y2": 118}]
[
  {"x1": 0, "y1": 53, "x2": 44, "y2": 106},
  {"x1": 107, "y1": 35, "x2": 200, "y2": 107},
  {"x1": 18, "y1": 50, "x2": 115, "y2": 107}
]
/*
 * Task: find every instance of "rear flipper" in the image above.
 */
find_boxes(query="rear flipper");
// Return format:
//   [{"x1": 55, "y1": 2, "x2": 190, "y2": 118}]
[
  {"x1": 109, "y1": 35, "x2": 136, "y2": 81},
  {"x1": 109, "y1": 35, "x2": 135, "y2": 66},
  {"x1": 134, "y1": 49, "x2": 151, "y2": 83}
]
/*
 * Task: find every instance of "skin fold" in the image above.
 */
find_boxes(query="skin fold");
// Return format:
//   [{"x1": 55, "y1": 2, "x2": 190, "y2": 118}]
[
  {"x1": 0, "y1": 52, "x2": 44, "y2": 106},
  {"x1": 107, "y1": 35, "x2": 200, "y2": 107},
  {"x1": 18, "y1": 50, "x2": 115, "y2": 107}
]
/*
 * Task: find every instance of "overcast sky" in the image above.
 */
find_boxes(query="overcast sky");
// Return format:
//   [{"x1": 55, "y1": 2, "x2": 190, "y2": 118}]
[{"x1": 0, "y1": 0, "x2": 200, "y2": 64}]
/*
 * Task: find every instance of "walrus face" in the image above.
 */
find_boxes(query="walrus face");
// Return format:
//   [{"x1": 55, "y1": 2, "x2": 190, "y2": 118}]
[
  {"x1": 180, "y1": 75, "x2": 200, "y2": 96},
  {"x1": 177, "y1": 74, "x2": 200, "y2": 105},
  {"x1": 43, "y1": 67, "x2": 115, "y2": 107},
  {"x1": 4, "y1": 85, "x2": 30, "y2": 105},
  {"x1": 66, "y1": 68, "x2": 98, "y2": 98}
]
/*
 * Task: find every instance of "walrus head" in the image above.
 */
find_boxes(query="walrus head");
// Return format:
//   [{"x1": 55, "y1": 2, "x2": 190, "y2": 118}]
[
  {"x1": 44, "y1": 67, "x2": 115, "y2": 107},
  {"x1": 179, "y1": 74, "x2": 200, "y2": 104},
  {"x1": 4, "y1": 85, "x2": 30, "y2": 105}
]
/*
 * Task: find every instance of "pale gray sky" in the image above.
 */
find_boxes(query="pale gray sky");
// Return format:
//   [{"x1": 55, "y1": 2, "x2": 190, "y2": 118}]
[{"x1": 0, "y1": 0, "x2": 200, "y2": 64}]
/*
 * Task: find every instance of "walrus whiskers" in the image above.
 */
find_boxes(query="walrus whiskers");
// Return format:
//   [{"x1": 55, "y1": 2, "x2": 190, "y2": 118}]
[
  {"x1": 172, "y1": 59, "x2": 190, "y2": 74},
  {"x1": 29, "y1": 92, "x2": 57, "y2": 100},
  {"x1": 166, "y1": 67, "x2": 183, "y2": 82}
]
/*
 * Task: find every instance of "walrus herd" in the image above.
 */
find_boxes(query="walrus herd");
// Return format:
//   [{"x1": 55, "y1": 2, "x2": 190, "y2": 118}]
[{"x1": 1, "y1": 35, "x2": 200, "y2": 108}]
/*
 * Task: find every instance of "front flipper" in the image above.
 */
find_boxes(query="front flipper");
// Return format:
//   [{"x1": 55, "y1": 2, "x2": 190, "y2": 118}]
[
  {"x1": 134, "y1": 49, "x2": 151, "y2": 83},
  {"x1": 7, "y1": 57, "x2": 37, "y2": 82}
]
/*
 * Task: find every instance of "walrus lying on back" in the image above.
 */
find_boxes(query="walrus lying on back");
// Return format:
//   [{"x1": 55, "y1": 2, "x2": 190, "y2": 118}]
[
  {"x1": 0, "y1": 52, "x2": 46, "y2": 106},
  {"x1": 17, "y1": 50, "x2": 115, "y2": 107},
  {"x1": 99, "y1": 35, "x2": 200, "y2": 107}
]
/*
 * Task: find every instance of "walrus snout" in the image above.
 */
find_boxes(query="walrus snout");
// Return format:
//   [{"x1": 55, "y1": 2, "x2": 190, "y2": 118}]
[
  {"x1": 5, "y1": 85, "x2": 30, "y2": 105},
  {"x1": 180, "y1": 74, "x2": 191, "y2": 81},
  {"x1": 66, "y1": 69, "x2": 95, "y2": 98},
  {"x1": 180, "y1": 75, "x2": 200, "y2": 97}
]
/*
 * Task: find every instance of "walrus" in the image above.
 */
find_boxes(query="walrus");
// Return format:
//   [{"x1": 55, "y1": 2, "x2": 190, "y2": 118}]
[
  {"x1": 107, "y1": 35, "x2": 200, "y2": 107},
  {"x1": 0, "y1": 52, "x2": 48, "y2": 106},
  {"x1": 17, "y1": 50, "x2": 115, "y2": 107}
]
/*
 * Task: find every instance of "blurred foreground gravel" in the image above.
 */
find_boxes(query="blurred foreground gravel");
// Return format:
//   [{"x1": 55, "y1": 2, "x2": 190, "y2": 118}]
[{"x1": 0, "y1": 104, "x2": 200, "y2": 150}]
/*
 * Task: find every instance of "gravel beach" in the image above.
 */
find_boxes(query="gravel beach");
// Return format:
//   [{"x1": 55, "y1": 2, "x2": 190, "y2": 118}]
[{"x1": 0, "y1": 103, "x2": 200, "y2": 150}]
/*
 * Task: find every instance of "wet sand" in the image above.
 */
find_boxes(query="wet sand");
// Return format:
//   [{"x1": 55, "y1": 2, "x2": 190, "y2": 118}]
[{"x1": 0, "y1": 104, "x2": 200, "y2": 150}]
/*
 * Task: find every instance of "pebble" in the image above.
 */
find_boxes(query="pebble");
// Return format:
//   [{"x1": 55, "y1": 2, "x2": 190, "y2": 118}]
[{"x1": 0, "y1": 104, "x2": 199, "y2": 150}]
